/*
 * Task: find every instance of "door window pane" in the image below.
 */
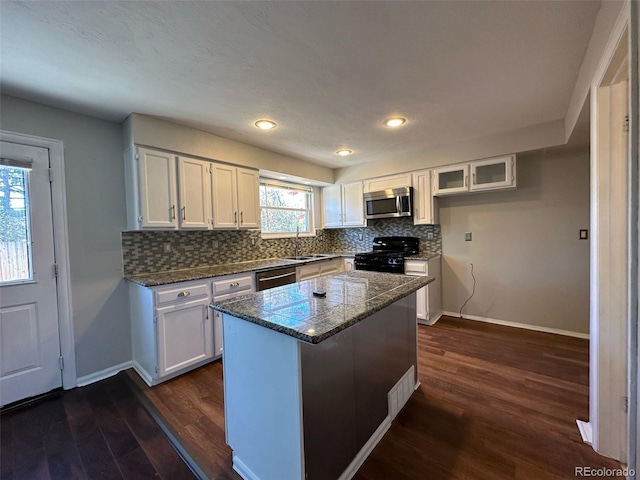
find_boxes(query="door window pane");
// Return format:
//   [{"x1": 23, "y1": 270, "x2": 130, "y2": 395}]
[{"x1": 0, "y1": 166, "x2": 32, "y2": 283}]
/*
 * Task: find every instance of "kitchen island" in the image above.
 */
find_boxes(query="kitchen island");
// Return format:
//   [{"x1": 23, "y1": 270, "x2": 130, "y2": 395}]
[{"x1": 210, "y1": 270, "x2": 433, "y2": 480}]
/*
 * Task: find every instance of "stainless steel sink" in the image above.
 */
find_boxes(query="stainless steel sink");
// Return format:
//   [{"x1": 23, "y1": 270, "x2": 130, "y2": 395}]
[{"x1": 282, "y1": 256, "x2": 315, "y2": 260}]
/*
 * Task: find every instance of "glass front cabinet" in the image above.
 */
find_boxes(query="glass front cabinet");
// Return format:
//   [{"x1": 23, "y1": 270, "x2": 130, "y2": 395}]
[{"x1": 433, "y1": 155, "x2": 516, "y2": 196}]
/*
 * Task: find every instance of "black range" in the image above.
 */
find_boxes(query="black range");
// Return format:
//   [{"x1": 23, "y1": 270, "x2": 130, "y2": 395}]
[{"x1": 354, "y1": 236, "x2": 420, "y2": 274}]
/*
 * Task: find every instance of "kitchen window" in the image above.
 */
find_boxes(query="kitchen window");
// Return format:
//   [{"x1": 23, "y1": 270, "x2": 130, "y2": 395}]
[{"x1": 259, "y1": 180, "x2": 314, "y2": 238}]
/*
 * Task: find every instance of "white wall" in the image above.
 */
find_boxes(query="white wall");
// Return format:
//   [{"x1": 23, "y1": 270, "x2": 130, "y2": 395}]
[
  {"x1": 0, "y1": 95, "x2": 130, "y2": 378},
  {"x1": 439, "y1": 147, "x2": 590, "y2": 334}
]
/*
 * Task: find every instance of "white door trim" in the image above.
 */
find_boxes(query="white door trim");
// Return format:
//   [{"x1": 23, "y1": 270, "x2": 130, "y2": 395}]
[
  {"x1": 0, "y1": 130, "x2": 76, "y2": 390},
  {"x1": 589, "y1": 2, "x2": 632, "y2": 463}
]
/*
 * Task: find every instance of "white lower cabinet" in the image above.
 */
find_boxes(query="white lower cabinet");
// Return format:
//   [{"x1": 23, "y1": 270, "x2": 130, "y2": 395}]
[
  {"x1": 211, "y1": 272, "x2": 255, "y2": 357},
  {"x1": 131, "y1": 280, "x2": 214, "y2": 386},
  {"x1": 404, "y1": 256, "x2": 442, "y2": 325},
  {"x1": 296, "y1": 258, "x2": 343, "y2": 281}
]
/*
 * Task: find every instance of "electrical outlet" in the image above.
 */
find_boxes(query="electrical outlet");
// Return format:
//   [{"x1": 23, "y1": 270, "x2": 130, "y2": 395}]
[
  {"x1": 427, "y1": 231, "x2": 434, "y2": 240},
  {"x1": 212, "y1": 240, "x2": 219, "y2": 249},
  {"x1": 250, "y1": 237, "x2": 256, "y2": 246},
  {"x1": 358, "y1": 232, "x2": 364, "y2": 241},
  {"x1": 465, "y1": 232, "x2": 472, "y2": 241},
  {"x1": 163, "y1": 242, "x2": 172, "y2": 253}
]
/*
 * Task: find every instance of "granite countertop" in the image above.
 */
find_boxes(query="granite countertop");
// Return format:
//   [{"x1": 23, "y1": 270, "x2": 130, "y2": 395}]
[
  {"x1": 126, "y1": 255, "x2": 346, "y2": 287},
  {"x1": 210, "y1": 270, "x2": 434, "y2": 344},
  {"x1": 407, "y1": 253, "x2": 440, "y2": 261}
]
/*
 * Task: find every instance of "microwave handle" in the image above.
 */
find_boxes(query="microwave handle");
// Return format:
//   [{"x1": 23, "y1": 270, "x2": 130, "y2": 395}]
[{"x1": 396, "y1": 196, "x2": 401, "y2": 214}]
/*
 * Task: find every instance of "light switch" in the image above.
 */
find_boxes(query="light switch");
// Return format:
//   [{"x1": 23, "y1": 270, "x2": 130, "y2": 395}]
[
  {"x1": 465, "y1": 232, "x2": 472, "y2": 241},
  {"x1": 579, "y1": 229, "x2": 588, "y2": 240}
]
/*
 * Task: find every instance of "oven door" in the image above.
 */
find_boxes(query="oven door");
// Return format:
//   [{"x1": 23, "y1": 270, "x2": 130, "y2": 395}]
[{"x1": 364, "y1": 187, "x2": 412, "y2": 220}]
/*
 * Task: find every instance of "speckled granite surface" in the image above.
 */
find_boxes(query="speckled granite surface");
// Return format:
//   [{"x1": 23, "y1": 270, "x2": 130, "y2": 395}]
[
  {"x1": 126, "y1": 256, "x2": 344, "y2": 287},
  {"x1": 407, "y1": 253, "x2": 440, "y2": 261},
  {"x1": 210, "y1": 270, "x2": 433, "y2": 344}
]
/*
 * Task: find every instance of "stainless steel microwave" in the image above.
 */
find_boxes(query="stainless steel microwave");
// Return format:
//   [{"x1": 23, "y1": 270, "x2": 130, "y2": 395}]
[{"x1": 364, "y1": 187, "x2": 413, "y2": 220}]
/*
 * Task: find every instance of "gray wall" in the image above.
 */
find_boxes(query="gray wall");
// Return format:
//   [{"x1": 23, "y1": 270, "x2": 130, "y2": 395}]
[
  {"x1": 1, "y1": 95, "x2": 130, "y2": 378},
  {"x1": 439, "y1": 147, "x2": 590, "y2": 334}
]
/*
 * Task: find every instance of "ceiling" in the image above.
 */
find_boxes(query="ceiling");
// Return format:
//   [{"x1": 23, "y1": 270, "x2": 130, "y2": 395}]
[{"x1": 0, "y1": 1, "x2": 600, "y2": 169}]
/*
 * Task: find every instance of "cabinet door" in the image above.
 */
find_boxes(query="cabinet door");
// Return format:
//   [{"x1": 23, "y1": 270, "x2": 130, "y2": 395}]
[
  {"x1": 236, "y1": 168, "x2": 261, "y2": 228},
  {"x1": 297, "y1": 263, "x2": 321, "y2": 281},
  {"x1": 343, "y1": 257, "x2": 355, "y2": 271},
  {"x1": 322, "y1": 185, "x2": 343, "y2": 228},
  {"x1": 342, "y1": 182, "x2": 365, "y2": 226},
  {"x1": 433, "y1": 164, "x2": 470, "y2": 196},
  {"x1": 155, "y1": 297, "x2": 213, "y2": 378},
  {"x1": 470, "y1": 155, "x2": 516, "y2": 191},
  {"x1": 416, "y1": 286, "x2": 428, "y2": 322},
  {"x1": 211, "y1": 163, "x2": 238, "y2": 228},
  {"x1": 363, "y1": 173, "x2": 412, "y2": 193},
  {"x1": 319, "y1": 258, "x2": 342, "y2": 276},
  {"x1": 178, "y1": 156, "x2": 211, "y2": 229},
  {"x1": 412, "y1": 170, "x2": 438, "y2": 225},
  {"x1": 137, "y1": 148, "x2": 178, "y2": 229}
]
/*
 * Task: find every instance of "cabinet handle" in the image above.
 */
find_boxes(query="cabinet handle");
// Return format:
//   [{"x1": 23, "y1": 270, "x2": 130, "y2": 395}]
[
  {"x1": 171, "y1": 205, "x2": 176, "y2": 220},
  {"x1": 240, "y1": 211, "x2": 243, "y2": 225},
  {"x1": 472, "y1": 173, "x2": 476, "y2": 185},
  {"x1": 177, "y1": 291, "x2": 190, "y2": 297},
  {"x1": 182, "y1": 206, "x2": 186, "y2": 221},
  {"x1": 230, "y1": 282, "x2": 240, "y2": 287},
  {"x1": 234, "y1": 211, "x2": 238, "y2": 224},
  {"x1": 464, "y1": 176, "x2": 468, "y2": 187}
]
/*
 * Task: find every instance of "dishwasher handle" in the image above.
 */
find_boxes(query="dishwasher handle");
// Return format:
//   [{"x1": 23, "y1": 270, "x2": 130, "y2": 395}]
[{"x1": 258, "y1": 271, "x2": 296, "y2": 282}]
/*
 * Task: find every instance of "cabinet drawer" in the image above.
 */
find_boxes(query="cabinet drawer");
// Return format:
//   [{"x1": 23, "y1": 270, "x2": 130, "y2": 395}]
[
  {"x1": 404, "y1": 261, "x2": 428, "y2": 275},
  {"x1": 319, "y1": 259, "x2": 340, "y2": 274},
  {"x1": 155, "y1": 283, "x2": 209, "y2": 306},
  {"x1": 212, "y1": 274, "x2": 253, "y2": 296}
]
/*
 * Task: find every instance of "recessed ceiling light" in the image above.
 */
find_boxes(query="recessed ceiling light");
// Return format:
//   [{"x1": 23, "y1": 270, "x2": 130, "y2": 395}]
[
  {"x1": 383, "y1": 117, "x2": 407, "y2": 127},
  {"x1": 278, "y1": 176, "x2": 287, "y2": 180},
  {"x1": 304, "y1": 181, "x2": 311, "y2": 185},
  {"x1": 255, "y1": 119, "x2": 277, "y2": 130},
  {"x1": 336, "y1": 149, "x2": 353, "y2": 157}
]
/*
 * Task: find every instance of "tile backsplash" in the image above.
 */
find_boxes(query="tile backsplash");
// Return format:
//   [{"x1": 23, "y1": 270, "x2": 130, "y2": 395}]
[{"x1": 122, "y1": 217, "x2": 441, "y2": 276}]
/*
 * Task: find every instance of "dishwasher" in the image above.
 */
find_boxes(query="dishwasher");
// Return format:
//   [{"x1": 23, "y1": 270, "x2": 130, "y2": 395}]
[{"x1": 255, "y1": 266, "x2": 297, "y2": 291}]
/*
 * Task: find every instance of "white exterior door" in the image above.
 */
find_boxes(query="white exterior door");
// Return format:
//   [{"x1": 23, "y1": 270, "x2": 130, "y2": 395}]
[{"x1": 0, "y1": 141, "x2": 61, "y2": 406}]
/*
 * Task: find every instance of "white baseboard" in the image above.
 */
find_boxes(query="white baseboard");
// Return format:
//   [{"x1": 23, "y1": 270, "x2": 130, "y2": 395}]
[
  {"x1": 76, "y1": 361, "x2": 134, "y2": 387},
  {"x1": 442, "y1": 311, "x2": 589, "y2": 339},
  {"x1": 232, "y1": 455, "x2": 260, "y2": 480},
  {"x1": 576, "y1": 420, "x2": 593, "y2": 445},
  {"x1": 337, "y1": 415, "x2": 392, "y2": 480}
]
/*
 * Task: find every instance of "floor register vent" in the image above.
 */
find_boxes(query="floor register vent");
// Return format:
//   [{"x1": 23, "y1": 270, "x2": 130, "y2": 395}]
[{"x1": 388, "y1": 365, "x2": 417, "y2": 419}]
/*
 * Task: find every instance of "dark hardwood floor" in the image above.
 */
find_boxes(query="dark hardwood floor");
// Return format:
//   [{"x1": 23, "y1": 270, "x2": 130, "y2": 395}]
[
  {"x1": 1, "y1": 316, "x2": 625, "y2": 479},
  {"x1": 0, "y1": 373, "x2": 196, "y2": 480},
  {"x1": 129, "y1": 315, "x2": 625, "y2": 480}
]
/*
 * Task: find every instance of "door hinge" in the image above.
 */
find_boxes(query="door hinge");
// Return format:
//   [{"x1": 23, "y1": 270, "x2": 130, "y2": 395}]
[
  {"x1": 623, "y1": 115, "x2": 629, "y2": 133},
  {"x1": 623, "y1": 396, "x2": 628, "y2": 413},
  {"x1": 53, "y1": 264, "x2": 59, "y2": 277},
  {"x1": 138, "y1": 215, "x2": 143, "y2": 224},
  {"x1": 153, "y1": 315, "x2": 157, "y2": 323},
  {"x1": 49, "y1": 168, "x2": 54, "y2": 182},
  {"x1": 155, "y1": 366, "x2": 159, "y2": 374},
  {"x1": 59, "y1": 356, "x2": 64, "y2": 370}
]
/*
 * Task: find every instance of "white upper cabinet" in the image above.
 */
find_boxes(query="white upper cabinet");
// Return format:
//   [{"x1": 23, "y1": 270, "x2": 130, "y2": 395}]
[
  {"x1": 178, "y1": 156, "x2": 211, "y2": 229},
  {"x1": 469, "y1": 155, "x2": 516, "y2": 192},
  {"x1": 433, "y1": 155, "x2": 516, "y2": 196},
  {"x1": 412, "y1": 170, "x2": 438, "y2": 225},
  {"x1": 236, "y1": 168, "x2": 261, "y2": 228},
  {"x1": 211, "y1": 163, "x2": 260, "y2": 229},
  {"x1": 433, "y1": 164, "x2": 470, "y2": 196},
  {"x1": 211, "y1": 163, "x2": 238, "y2": 228},
  {"x1": 126, "y1": 147, "x2": 178, "y2": 230},
  {"x1": 342, "y1": 182, "x2": 365, "y2": 226},
  {"x1": 363, "y1": 172, "x2": 412, "y2": 193},
  {"x1": 322, "y1": 182, "x2": 365, "y2": 228}
]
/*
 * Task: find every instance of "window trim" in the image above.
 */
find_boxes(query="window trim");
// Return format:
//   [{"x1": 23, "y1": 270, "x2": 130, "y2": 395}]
[{"x1": 259, "y1": 179, "x2": 316, "y2": 239}]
